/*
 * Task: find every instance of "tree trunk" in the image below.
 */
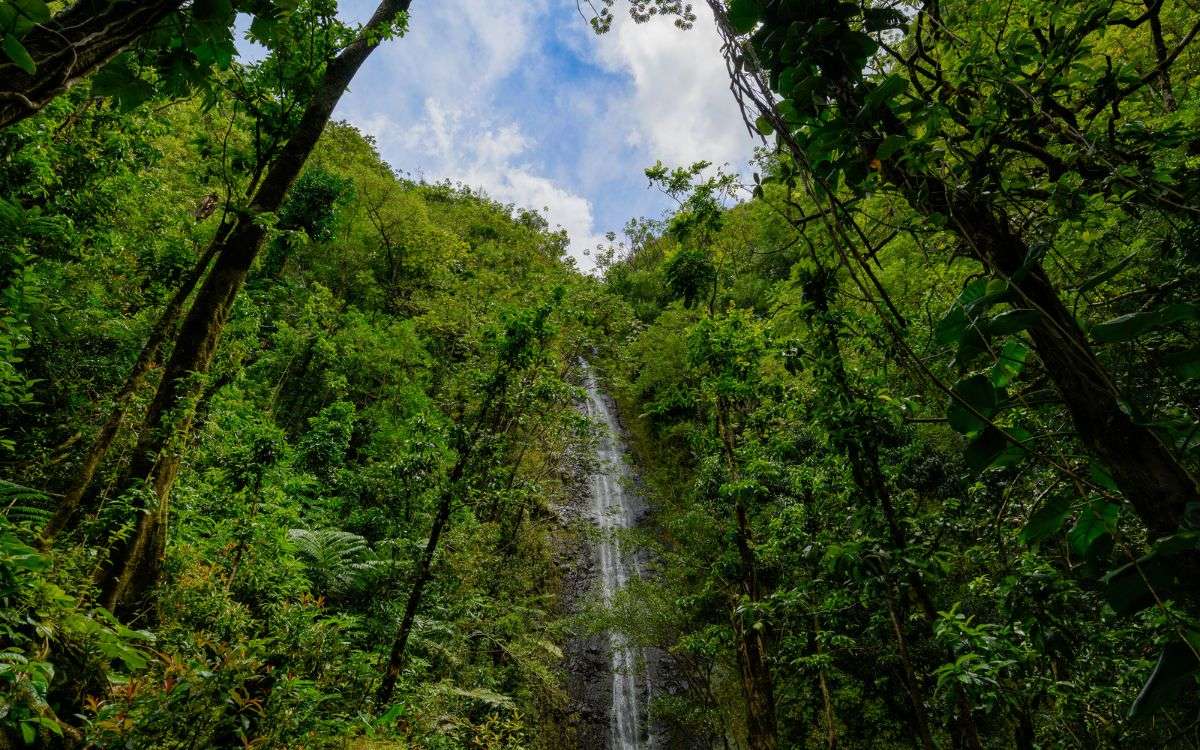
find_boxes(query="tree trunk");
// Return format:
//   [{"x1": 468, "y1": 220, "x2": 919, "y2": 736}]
[
  {"x1": 812, "y1": 615, "x2": 838, "y2": 750},
  {"x1": 375, "y1": 487, "x2": 453, "y2": 706},
  {"x1": 41, "y1": 240, "x2": 220, "y2": 544},
  {"x1": 909, "y1": 182, "x2": 1199, "y2": 538},
  {"x1": 91, "y1": 0, "x2": 415, "y2": 614},
  {"x1": 715, "y1": 400, "x2": 779, "y2": 750},
  {"x1": 0, "y1": 0, "x2": 183, "y2": 130},
  {"x1": 732, "y1": 604, "x2": 779, "y2": 750}
]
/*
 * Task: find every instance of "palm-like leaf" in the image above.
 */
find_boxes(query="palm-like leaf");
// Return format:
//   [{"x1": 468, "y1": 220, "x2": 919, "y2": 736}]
[{"x1": 287, "y1": 527, "x2": 388, "y2": 597}]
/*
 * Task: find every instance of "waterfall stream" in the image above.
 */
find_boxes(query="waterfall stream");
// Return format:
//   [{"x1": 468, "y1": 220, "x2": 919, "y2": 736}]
[{"x1": 582, "y1": 363, "x2": 654, "y2": 750}]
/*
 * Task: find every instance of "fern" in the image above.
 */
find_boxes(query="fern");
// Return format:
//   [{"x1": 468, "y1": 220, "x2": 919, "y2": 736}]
[
  {"x1": 0, "y1": 480, "x2": 53, "y2": 528},
  {"x1": 287, "y1": 528, "x2": 388, "y2": 597}
]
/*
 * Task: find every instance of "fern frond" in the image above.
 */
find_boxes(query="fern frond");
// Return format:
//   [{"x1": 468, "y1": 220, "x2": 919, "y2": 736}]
[
  {"x1": 0, "y1": 480, "x2": 53, "y2": 527},
  {"x1": 287, "y1": 527, "x2": 379, "y2": 596}
]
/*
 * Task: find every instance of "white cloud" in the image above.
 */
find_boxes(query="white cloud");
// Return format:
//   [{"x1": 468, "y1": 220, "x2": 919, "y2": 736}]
[
  {"x1": 334, "y1": 0, "x2": 754, "y2": 274},
  {"x1": 354, "y1": 100, "x2": 606, "y2": 269},
  {"x1": 367, "y1": 0, "x2": 544, "y2": 95},
  {"x1": 467, "y1": 168, "x2": 604, "y2": 263},
  {"x1": 590, "y1": 5, "x2": 751, "y2": 169}
]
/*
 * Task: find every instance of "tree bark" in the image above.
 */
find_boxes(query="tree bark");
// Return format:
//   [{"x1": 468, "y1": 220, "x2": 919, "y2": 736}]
[
  {"x1": 812, "y1": 615, "x2": 838, "y2": 750},
  {"x1": 902, "y1": 179, "x2": 1200, "y2": 538},
  {"x1": 41, "y1": 240, "x2": 219, "y2": 544},
  {"x1": 0, "y1": 0, "x2": 183, "y2": 130},
  {"x1": 715, "y1": 400, "x2": 779, "y2": 750},
  {"x1": 91, "y1": 0, "x2": 415, "y2": 614},
  {"x1": 375, "y1": 485, "x2": 453, "y2": 706}
]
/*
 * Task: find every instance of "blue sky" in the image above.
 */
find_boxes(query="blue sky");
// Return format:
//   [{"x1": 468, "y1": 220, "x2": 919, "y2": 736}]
[{"x1": 324, "y1": 0, "x2": 757, "y2": 271}]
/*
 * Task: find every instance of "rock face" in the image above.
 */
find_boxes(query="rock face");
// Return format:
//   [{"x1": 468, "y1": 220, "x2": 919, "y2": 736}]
[{"x1": 559, "y1": 464, "x2": 610, "y2": 750}]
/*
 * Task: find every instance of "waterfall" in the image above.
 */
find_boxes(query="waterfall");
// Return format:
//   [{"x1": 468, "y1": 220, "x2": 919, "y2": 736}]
[{"x1": 582, "y1": 362, "x2": 654, "y2": 750}]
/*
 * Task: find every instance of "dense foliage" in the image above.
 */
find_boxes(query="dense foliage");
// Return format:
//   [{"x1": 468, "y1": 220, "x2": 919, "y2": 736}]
[
  {"x1": 590, "y1": 0, "x2": 1200, "y2": 745},
  {"x1": 0, "y1": 35, "x2": 614, "y2": 744},
  {"x1": 1, "y1": 0, "x2": 1199, "y2": 747}
]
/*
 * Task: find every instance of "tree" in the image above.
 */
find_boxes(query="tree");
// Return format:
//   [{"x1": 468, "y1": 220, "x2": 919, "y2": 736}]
[
  {"x1": 0, "y1": 0, "x2": 180, "y2": 128},
  {"x1": 92, "y1": 0, "x2": 412, "y2": 614},
  {"x1": 377, "y1": 294, "x2": 561, "y2": 706},
  {"x1": 707, "y1": 0, "x2": 1200, "y2": 541}
]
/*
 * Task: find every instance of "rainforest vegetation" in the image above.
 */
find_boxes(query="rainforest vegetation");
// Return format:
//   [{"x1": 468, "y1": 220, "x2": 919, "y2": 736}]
[{"x1": 1, "y1": 0, "x2": 1199, "y2": 747}]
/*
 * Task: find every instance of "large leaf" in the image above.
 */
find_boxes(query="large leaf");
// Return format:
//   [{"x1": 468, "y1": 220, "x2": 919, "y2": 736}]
[
  {"x1": 864, "y1": 74, "x2": 907, "y2": 109},
  {"x1": 875, "y1": 134, "x2": 906, "y2": 160},
  {"x1": 9, "y1": 0, "x2": 50, "y2": 23},
  {"x1": 91, "y1": 55, "x2": 156, "y2": 110},
  {"x1": 1102, "y1": 532, "x2": 1198, "y2": 616},
  {"x1": 1020, "y1": 494, "x2": 1072, "y2": 544},
  {"x1": 947, "y1": 374, "x2": 1000, "y2": 436},
  {"x1": 990, "y1": 340, "x2": 1028, "y2": 388},
  {"x1": 1068, "y1": 499, "x2": 1119, "y2": 556},
  {"x1": 936, "y1": 281, "x2": 985, "y2": 347},
  {"x1": 964, "y1": 278, "x2": 1012, "y2": 317},
  {"x1": 1130, "y1": 633, "x2": 1200, "y2": 719},
  {"x1": 1076, "y1": 252, "x2": 1137, "y2": 295},
  {"x1": 965, "y1": 425, "x2": 1030, "y2": 473},
  {"x1": 987, "y1": 309, "x2": 1040, "y2": 336},
  {"x1": 1092, "y1": 303, "x2": 1200, "y2": 344},
  {"x1": 937, "y1": 279, "x2": 1017, "y2": 367},
  {"x1": 862, "y1": 6, "x2": 907, "y2": 31},
  {"x1": 2, "y1": 34, "x2": 34, "y2": 74},
  {"x1": 1163, "y1": 346, "x2": 1200, "y2": 379}
]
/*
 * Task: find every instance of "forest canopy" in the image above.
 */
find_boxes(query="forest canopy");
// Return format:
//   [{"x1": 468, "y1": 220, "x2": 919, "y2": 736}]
[{"x1": 0, "y1": 0, "x2": 1199, "y2": 748}]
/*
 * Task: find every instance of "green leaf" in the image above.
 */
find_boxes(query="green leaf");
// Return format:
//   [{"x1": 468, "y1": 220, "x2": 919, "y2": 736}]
[
  {"x1": 1092, "y1": 303, "x2": 1200, "y2": 344},
  {"x1": 91, "y1": 55, "x2": 156, "y2": 110},
  {"x1": 990, "y1": 340, "x2": 1028, "y2": 388},
  {"x1": 1103, "y1": 532, "x2": 1197, "y2": 616},
  {"x1": 727, "y1": 0, "x2": 761, "y2": 34},
  {"x1": 1076, "y1": 252, "x2": 1137, "y2": 295},
  {"x1": 1130, "y1": 633, "x2": 1200, "y2": 719},
  {"x1": 987, "y1": 309, "x2": 1039, "y2": 336},
  {"x1": 3, "y1": 34, "x2": 35, "y2": 74},
  {"x1": 935, "y1": 304, "x2": 968, "y2": 347},
  {"x1": 375, "y1": 702, "x2": 406, "y2": 726},
  {"x1": 862, "y1": 6, "x2": 907, "y2": 31},
  {"x1": 1020, "y1": 494, "x2": 1072, "y2": 544},
  {"x1": 875, "y1": 134, "x2": 906, "y2": 160},
  {"x1": 9, "y1": 0, "x2": 50, "y2": 23},
  {"x1": 1104, "y1": 558, "x2": 1173, "y2": 617},
  {"x1": 1163, "y1": 346, "x2": 1200, "y2": 379},
  {"x1": 754, "y1": 115, "x2": 774, "y2": 136},
  {"x1": 947, "y1": 374, "x2": 1000, "y2": 436},
  {"x1": 965, "y1": 278, "x2": 1012, "y2": 316},
  {"x1": 20, "y1": 722, "x2": 35, "y2": 745},
  {"x1": 1088, "y1": 461, "x2": 1119, "y2": 492},
  {"x1": 965, "y1": 425, "x2": 1029, "y2": 473},
  {"x1": 32, "y1": 717, "x2": 62, "y2": 736},
  {"x1": 935, "y1": 279, "x2": 987, "y2": 346},
  {"x1": 864, "y1": 74, "x2": 906, "y2": 109},
  {"x1": 1068, "y1": 499, "x2": 1119, "y2": 556}
]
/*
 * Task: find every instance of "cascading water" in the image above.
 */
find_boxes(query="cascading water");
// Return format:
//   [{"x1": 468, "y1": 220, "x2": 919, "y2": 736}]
[{"x1": 581, "y1": 362, "x2": 654, "y2": 750}]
